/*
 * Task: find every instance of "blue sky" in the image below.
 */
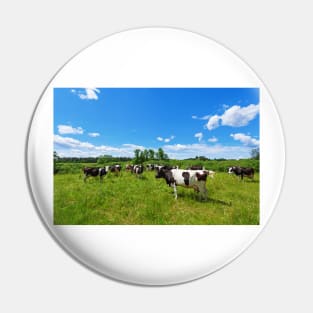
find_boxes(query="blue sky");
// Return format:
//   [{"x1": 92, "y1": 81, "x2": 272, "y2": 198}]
[{"x1": 54, "y1": 88, "x2": 259, "y2": 159}]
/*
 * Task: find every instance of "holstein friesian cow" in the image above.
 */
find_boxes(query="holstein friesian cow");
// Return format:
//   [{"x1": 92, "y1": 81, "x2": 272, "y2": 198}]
[
  {"x1": 106, "y1": 164, "x2": 121, "y2": 174},
  {"x1": 146, "y1": 164, "x2": 155, "y2": 171},
  {"x1": 155, "y1": 166, "x2": 208, "y2": 200},
  {"x1": 125, "y1": 164, "x2": 134, "y2": 171},
  {"x1": 154, "y1": 165, "x2": 175, "y2": 171},
  {"x1": 132, "y1": 165, "x2": 144, "y2": 177},
  {"x1": 228, "y1": 166, "x2": 254, "y2": 180},
  {"x1": 187, "y1": 166, "x2": 215, "y2": 178},
  {"x1": 83, "y1": 167, "x2": 107, "y2": 182}
]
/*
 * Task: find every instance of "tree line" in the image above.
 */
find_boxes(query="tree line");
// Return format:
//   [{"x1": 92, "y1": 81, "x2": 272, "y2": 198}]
[
  {"x1": 54, "y1": 146, "x2": 259, "y2": 171},
  {"x1": 133, "y1": 148, "x2": 169, "y2": 164}
]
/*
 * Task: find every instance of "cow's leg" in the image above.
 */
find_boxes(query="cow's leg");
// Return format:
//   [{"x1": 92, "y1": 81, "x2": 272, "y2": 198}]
[
  {"x1": 84, "y1": 174, "x2": 88, "y2": 182},
  {"x1": 202, "y1": 188, "x2": 208, "y2": 201},
  {"x1": 193, "y1": 185, "x2": 200, "y2": 192},
  {"x1": 197, "y1": 183, "x2": 208, "y2": 201},
  {"x1": 173, "y1": 183, "x2": 178, "y2": 200}
]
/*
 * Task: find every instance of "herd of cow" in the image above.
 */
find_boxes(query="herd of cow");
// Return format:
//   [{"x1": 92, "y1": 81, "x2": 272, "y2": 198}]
[{"x1": 82, "y1": 163, "x2": 255, "y2": 200}]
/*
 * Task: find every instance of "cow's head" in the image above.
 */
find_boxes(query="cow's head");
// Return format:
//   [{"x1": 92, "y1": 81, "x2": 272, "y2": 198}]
[
  {"x1": 228, "y1": 166, "x2": 235, "y2": 174},
  {"x1": 195, "y1": 172, "x2": 208, "y2": 182},
  {"x1": 155, "y1": 166, "x2": 175, "y2": 186},
  {"x1": 155, "y1": 166, "x2": 166, "y2": 179}
]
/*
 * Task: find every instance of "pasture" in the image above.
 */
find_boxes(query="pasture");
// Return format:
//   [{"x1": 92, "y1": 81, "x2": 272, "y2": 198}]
[{"x1": 54, "y1": 166, "x2": 259, "y2": 225}]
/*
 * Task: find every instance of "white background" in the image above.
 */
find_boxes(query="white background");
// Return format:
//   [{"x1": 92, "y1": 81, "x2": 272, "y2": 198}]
[{"x1": 0, "y1": 1, "x2": 311, "y2": 312}]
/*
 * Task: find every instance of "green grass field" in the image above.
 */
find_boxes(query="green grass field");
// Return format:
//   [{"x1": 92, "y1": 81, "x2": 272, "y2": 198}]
[{"x1": 54, "y1": 169, "x2": 259, "y2": 225}]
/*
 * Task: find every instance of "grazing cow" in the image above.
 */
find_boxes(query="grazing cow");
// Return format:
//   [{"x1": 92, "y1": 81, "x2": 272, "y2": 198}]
[
  {"x1": 187, "y1": 165, "x2": 205, "y2": 170},
  {"x1": 146, "y1": 164, "x2": 155, "y2": 171},
  {"x1": 132, "y1": 165, "x2": 144, "y2": 177},
  {"x1": 107, "y1": 164, "x2": 121, "y2": 174},
  {"x1": 155, "y1": 166, "x2": 208, "y2": 200},
  {"x1": 155, "y1": 165, "x2": 175, "y2": 171},
  {"x1": 83, "y1": 167, "x2": 107, "y2": 182},
  {"x1": 125, "y1": 164, "x2": 134, "y2": 171},
  {"x1": 228, "y1": 166, "x2": 254, "y2": 180}
]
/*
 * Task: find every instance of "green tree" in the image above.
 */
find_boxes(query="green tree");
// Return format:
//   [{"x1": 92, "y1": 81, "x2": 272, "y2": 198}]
[
  {"x1": 157, "y1": 148, "x2": 164, "y2": 160},
  {"x1": 53, "y1": 151, "x2": 59, "y2": 174},
  {"x1": 155, "y1": 147, "x2": 169, "y2": 160},
  {"x1": 148, "y1": 149, "x2": 155, "y2": 160},
  {"x1": 134, "y1": 149, "x2": 141, "y2": 162},
  {"x1": 251, "y1": 147, "x2": 260, "y2": 160},
  {"x1": 53, "y1": 151, "x2": 59, "y2": 161},
  {"x1": 134, "y1": 149, "x2": 146, "y2": 164},
  {"x1": 143, "y1": 149, "x2": 149, "y2": 161}
]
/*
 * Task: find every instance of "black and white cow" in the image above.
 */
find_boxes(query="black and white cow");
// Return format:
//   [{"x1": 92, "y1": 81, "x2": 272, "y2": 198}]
[
  {"x1": 125, "y1": 164, "x2": 134, "y2": 171},
  {"x1": 83, "y1": 167, "x2": 107, "y2": 182},
  {"x1": 132, "y1": 165, "x2": 144, "y2": 177},
  {"x1": 155, "y1": 166, "x2": 208, "y2": 200},
  {"x1": 146, "y1": 164, "x2": 155, "y2": 171},
  {"x1": 107, "y1": 164, "x2": 121, "y2": 174},
  {"x1": 187, "y1": 166, "x2": 215, "y2": 178},
  {"x1": 228, "y1": 166, "x2": 254, "y2": 180}
]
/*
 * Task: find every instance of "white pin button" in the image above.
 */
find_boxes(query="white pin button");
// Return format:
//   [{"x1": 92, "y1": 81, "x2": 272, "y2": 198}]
[{"x1": 27, "y1": 28, "x2": 285, "y2": 285}]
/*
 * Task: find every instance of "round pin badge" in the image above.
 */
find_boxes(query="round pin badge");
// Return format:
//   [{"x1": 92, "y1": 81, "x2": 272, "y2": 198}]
[{"x1": 27, "y1": 27, "x2": 285, "y2": 285}]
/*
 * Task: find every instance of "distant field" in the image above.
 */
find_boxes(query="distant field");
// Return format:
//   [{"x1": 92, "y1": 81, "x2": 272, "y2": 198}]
[{"x1": 54, "y1": 166, "x2": 259, "y2": 225}]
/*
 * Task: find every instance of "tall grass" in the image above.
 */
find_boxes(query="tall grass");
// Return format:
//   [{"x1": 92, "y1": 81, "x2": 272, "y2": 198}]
[{"x1": 54, "y1": 170, "x2": 259, "y2": 225}]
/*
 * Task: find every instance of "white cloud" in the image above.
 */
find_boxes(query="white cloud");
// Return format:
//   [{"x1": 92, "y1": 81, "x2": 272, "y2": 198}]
[
  {"x1": 163, "y1": 144, "x2": 188, "y2": 151},
  {"x1": 207, "y1": 115, "x2": 221, "y2": 130},
  {"x1": 94, "y1": 145, "x2": 124, "y2": 152},
  {"x1": 54, "y1": 134, "x2": 254, "y2": 160},
  {"x1": 54, "y1": 135, "x2": 148, "y2": 158},
  {"x1": 157, "y1": 135, "x2": 175, "y2": 143},
  {"x1": 122, "y1": 143, "x2": 146, "y2": 150},
  {"x1": 192, "y1": 114, "x2": 211, "y2": 120},
  {"x1": 164, "y1": 135, "x2": 175, "y2": 143},
  {"x1": 88, "y1": 132, "x2": 100, "y2": 137},
  {"x1": 230, "y1": 133, "x2": 259, "y2": 146},
  {"x1": 54, "y1": 135, "x2": 94, "y2": 149},
  {"x1": 57, "y1": 125, "x2": 84, "y2": 135},
  {"x1": 194, "y1": 132, "x2": 203, "y2": 142},
  {"x1": 71, "y1": 88, "x2": 100, "y2": 100},
  {"x1": 206, "y1": 104, "x2": 259, "y2": 130},
  {"x1": 221, "y1": 104, "x2": 259, "y2": 127},
  {"x1": 208, "y1": 136, "x2": 218, "y2": 143},
  {"x1": 163, "y1": 143, "x2": 252, "y2": 160}
]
